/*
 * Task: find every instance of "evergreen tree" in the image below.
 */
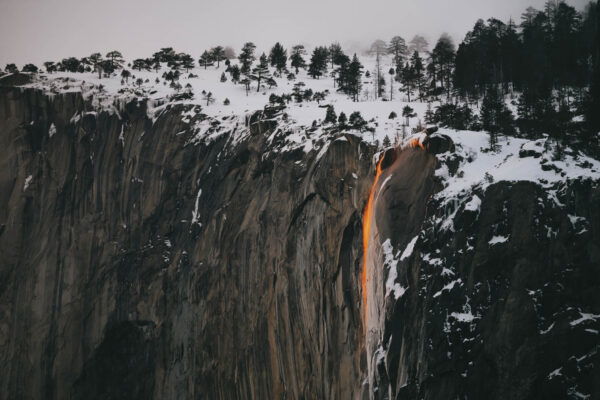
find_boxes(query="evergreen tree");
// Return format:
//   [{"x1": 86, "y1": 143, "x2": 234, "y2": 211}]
[
  {"x1": 203, "y1": 91, "x2": 215, "y2": 105},
  {"x1": 22, "y1": 64, "x2": 38, "y2": 73},
  {"x1": 370, "y1": 40, "x2": 388, "y2": 98},
  {"x1": 324, "y1": 105, "x2": 337, "y2": 124},
  {"x1": 481, "y1": 87, "x2": 515, "y2": 149},
  {"x1": 89, "y1": 53, "x2": 103, "y2": 78},
  {"x1": 308, "y1": 46, "x2": 329, "y2": 78},
  {"x1": 43, "y1": 61, "x2": 56, "y2": 73},
  {"x1": 292, "y1": 82, "x2": 306, "y2": 102},
  {"x1": 220, "y1": 72, "x2": 227, "y2": 82},
  {"x1": 132, "y1": 59, "x2": 148, "y2": 71},
  {"x1": 240, "y1": 77, "x2": 252, "y2": 96},
  {"x1": 431, "y1": 34, "x2": 456, "y2": 99},
  {"x1": 290, "y1": 45, "x2": 307, "y2": 74},
  {"x1": 338, "y1": 54, "x2": 363, "y2": 101},
  {"x1": 410, "y1": 51, "x2": 426, "y2": 100},
  {"x1": 153, "y1": 47, "x2": 176, "y2": 63},
  {"x1": 400, "y1": 62, "x2": 416, "y2": 102},
  {"x1": 5, "y1": 64, "x2": 18, "y2": 73},
  {"x1": 229, "y1": 64, "x2": 241, "y2": 83},
  {"x1": 388, "y1": 68, "x2": 396, "y2": 100},
  {"x1": 180, "y1": 53, "x2": 195, "y2": 72},
  {"x1": 199, "y1": 51, "x2": 213, "y2": 69},
  {"x1": 211, "y1": 46, "x2": 225, "y2": 67},
  {"x1": 105, "y1": 50, "x2": 124, "y2": 70},
  {"x1": 383, "y1": 135, "x2": 392, "y2": 147},
  {"x1": 250, "y1": 53, "x2": 272, "y2": 92},
  {"x1": 61, "y1": 57, "x2": 81, "y2": 73},
  {"x1": 402, "y1": 105, "x2": 417, "y2": 126},
  {"x1": 120, "y1": 69, "x2": 131, "y2": 83},
  {"x1": 329, "y1": 43, "x2": 344, "y2": 69},
  {"x1": 388, "y1": 36, "x2": 408, "y2": 69},
  {"x1": 269, "y1": 42, "x2": 288, "y2": 73},
  {"x1": 239, "y1": 42, "x2": 256, "y2": 74},
  {"x1": 409, "y1": 35, "x2": 429, "y2": 53},
  {"x1": 338, "y1": 112, "x2": 348, "y2": 127},
  {"x1": 349, "y1": 111, "x2": 367, "y2": 130}
]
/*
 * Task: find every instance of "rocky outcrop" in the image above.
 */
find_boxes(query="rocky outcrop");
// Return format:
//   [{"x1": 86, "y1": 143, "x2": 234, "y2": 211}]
[
  {"x1": 365, "y1": 148, "x2": 600, "y2": 399},
  {"x1": 0, "y1": 86, "x2": 375, "y2": 399},
  {"x1": 1, "y1": 82, "x2": 599, "y2": 400}
]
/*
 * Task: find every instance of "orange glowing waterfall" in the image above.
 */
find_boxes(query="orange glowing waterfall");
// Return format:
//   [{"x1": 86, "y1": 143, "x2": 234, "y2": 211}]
[{"x1": 362, "y1": 157, "x2": 384, "y2": 322}]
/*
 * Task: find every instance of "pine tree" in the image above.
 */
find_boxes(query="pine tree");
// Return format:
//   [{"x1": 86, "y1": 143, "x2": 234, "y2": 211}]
[
  {"x1": 329, "y1": 43, "x2": 344, "y2": 69},
  {"x1": 409, "y1": 35, "x2": 429, "y2": 53},
  {"x1": 324, "y1": 105, "x2": 337, "y2": 124},
  {"x1": 43, "y1": 61, "x2": 56, "y2": 73},
  {"x1": 349, "y1": 111, "x2": 367, "y2": 130},
  {"x1": 338, "y1": 112, "x2": 348, "y2": 127},
  {"x1": 400, "y1": 62, "x2": 416, "y2": 102},
  {"x1": 22, "y1": 64, "x2": 38, "y2": 73},
  {"x1": 269, "y1": 42, "x2": 288, "y2": 73},
  {"x1": 347, "y1": 54, "x2": 364, "y2": 101},
  {"x1": 402, "y1": 105, "x2": 417, "y2": 126},
  {"x1": 481, "y1": 87, "x2": 515, "y2": 149},
  {"x1": 308, "y1": 46, "x2": 329, "y2": 78},
  {"x1": 180, "y1": 53, "x2": 195, "y2": 72},
  {"x1": 203, "y1": 91, "x2": 215, "y2": 105},
  {"x1": 89, "y1": 53, "x2": 103, "y2": 78},
  {"x1": 292, "y1": 82, "x2": 306, "y2": 102},
  {"x1": 383, "y1": 135, "x2": 391, "y2": 147},
  {"x1": 389, "y1": 68, "x2": 395, "y2": 100},
  {"x1": 370, "y1": 40, "x2": 388, "y2": 98},
  {"x1": 388, "y1": 36, "x2": 408, "y2": 69},
  {"x1": 229, "y1": 64, "x2": 241, "y2": 83},
  {"x1": 5, "y1": 64, "x2": 18, "y2": 73},
  {"x1": 250, "y1": 53, "x2": 271, "y2": 92},
  {"x1": 153, "y1": 47, "x2": 176, "y2": 63},
  {"x1": 290, "y1": 45, "x2": 307, "y2": 74},
  {"x1": 410, "y1": 51, "x2": 426, "y2": 100},
  {"x1": 211, "y1": 46, "x2": 225, "y2": 68},
  {"x1": 120, "y1": 69, "x2": 131, "y2": 83},
  {"x1": 431, "y1": 34, "x2": 455, "y2": 99},
  {"x1": 105, "y1": 50, "x2": 124, "y2": 70},
  {"x1": 199, "y1": 51, "x2": 213, "y2": 69},
  {"x1": 132, "y1": 59, "x2": 148, "y2": 71},
  {"x1": 240, "y1": 77, "x2": 252, "y2": 96},
  {"x1": 239, "y1": 42, "x2": 256, "y2": 74},
  {"x1": 220, "y1": 72, "x2": 227, "y2": 82}
]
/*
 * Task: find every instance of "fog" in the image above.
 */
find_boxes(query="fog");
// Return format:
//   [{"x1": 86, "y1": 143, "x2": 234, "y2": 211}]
[{"x1": 0, "y1": 0, "x2": 591, "y2": 66}]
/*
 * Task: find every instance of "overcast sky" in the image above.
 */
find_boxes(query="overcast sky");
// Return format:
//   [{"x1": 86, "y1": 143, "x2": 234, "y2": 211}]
[{"x1": 0, "y1": 0, "x2": 591, "y2": 66}]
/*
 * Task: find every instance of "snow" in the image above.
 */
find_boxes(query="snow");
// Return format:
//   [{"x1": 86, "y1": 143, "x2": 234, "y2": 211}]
[
  {"x1": 548, "y1": 368, "x2": 562, "y2": 380},
  {"x1": 191, "y1": 188, "x2": 202, "y2": 226},
  {"x1": 433, "y1": 279, "x2": 462, "y2": 298},
  {"x1": 381, "y1": 239, "x2": 408, "y2": 300},
  {"x1": 433, "y1": 132, "x2": 600, "y2": 213},
  {"x1": 400, "y1": 235, "x2": 418, "y2": 261},
  {"x1": 464, "y1": 195, "x2": 481, "y2": 212},
  {"x1": 48, "y1": 123, "x2": 56, "y2": 137},
  {"x1": 488, "y1": 235, "x2": 509, "y2": 245},
  {"x1": 23, "y1": 175, "x2": 32, "y2": 190},
  {"x1": 570, "y1": 311, "x2": 600, "y2": 327},
  {"x1": 450, "y1": 312, "x2": 476, "y2": 322},
  {"x1": 376, "y1": 174, "x2": 393, "y2": 202},
  {"x1": 19, "y1": 54, "x2": 437, "y2": 154}
]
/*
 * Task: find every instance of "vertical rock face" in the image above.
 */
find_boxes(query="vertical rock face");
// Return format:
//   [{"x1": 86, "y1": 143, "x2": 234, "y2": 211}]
[
  {"x1": 366, "y1": 146, "x2": 600, "y2": 399},
  {"x1": 2, "y1": 84, "x2": 599, "y2": 400},
  {"x1": 0, "y1": 87, "x2": 375, "y2": 399}
]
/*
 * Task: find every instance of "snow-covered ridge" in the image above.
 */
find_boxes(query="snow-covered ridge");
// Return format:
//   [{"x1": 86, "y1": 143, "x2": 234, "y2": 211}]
[
  {"x1": 13, "y1": 55, "x2": 430, "y2": 151},
  {"x1": 434, "y1": 129, "x2": 600, "y2": 210}
]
